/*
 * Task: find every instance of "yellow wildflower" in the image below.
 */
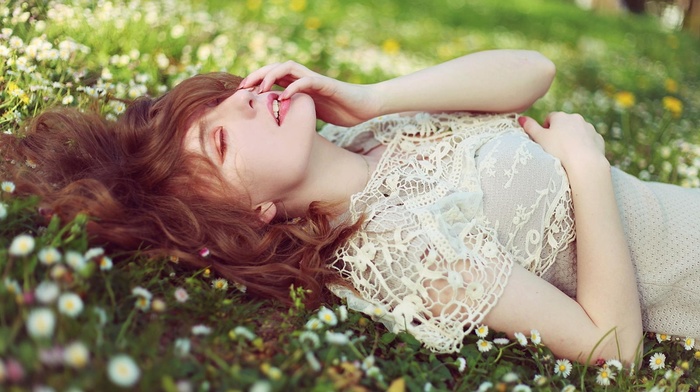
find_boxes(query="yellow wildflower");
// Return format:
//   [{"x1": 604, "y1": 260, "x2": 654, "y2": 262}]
[
  {"x1": 305, "y1": 17, "x2": 321, "y2": 30},
  {"x1": 382, "y1": 38, "x2": 400, "y2": 55},
  {"x1": 290, "y1": 0, "x2": 306, "y2": 12},
  {"x1": 664, "y1": 78, "x2": 678, "y2": 93},
  {"x1": 662, "y1": 96, "x2": 683, "y2": 118},
  {"x1": 614, "y1": 91, "x2": 635, "y2": 109}
]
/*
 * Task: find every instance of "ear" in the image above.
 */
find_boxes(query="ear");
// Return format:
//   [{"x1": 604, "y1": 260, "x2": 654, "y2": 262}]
[{"x1": 255, "y1": 201, "x2": 277, "y2": 224}]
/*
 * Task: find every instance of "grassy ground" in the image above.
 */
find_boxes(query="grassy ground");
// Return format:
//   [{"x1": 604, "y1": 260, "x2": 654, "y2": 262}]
[{"x1": 1, "y1": 0, "x2": 700, "y2": 390}]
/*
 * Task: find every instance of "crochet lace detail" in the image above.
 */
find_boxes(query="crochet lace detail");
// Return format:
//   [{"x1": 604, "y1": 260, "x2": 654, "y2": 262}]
[{"x1": 320, "y1": 112, "x2": 575, "y2": 353}]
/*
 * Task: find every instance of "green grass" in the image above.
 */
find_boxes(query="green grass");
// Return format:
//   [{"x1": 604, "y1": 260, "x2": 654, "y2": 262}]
[{"x1": 1, "y1": 0, "x2": 700, "y2": 390}]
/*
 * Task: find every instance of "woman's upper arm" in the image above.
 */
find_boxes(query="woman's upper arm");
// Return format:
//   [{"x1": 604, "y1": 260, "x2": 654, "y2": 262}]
[{"x1": 483, "y1": 263, "x2": 638, "y2": 364}]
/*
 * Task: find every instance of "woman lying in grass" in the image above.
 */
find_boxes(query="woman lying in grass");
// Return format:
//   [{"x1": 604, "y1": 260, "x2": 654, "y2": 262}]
[{"x1": 3, "y1": 49, "x2": 698, "y2": 365}]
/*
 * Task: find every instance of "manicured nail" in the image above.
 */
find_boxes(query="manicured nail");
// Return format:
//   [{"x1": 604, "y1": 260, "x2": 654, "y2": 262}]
[{"x1": 518, "y1": 116, "x2": 528, "y2": 126}]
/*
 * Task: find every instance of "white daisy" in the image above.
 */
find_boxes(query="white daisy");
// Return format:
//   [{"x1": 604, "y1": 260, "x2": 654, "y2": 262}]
[
  {"x1": 174, "y1": 287, "x2": 189, "y2": 303},
  {"x1": 58, "y1": 292, "x2": 84, "y2": 317},
  {"x1": 83, "y1": 247, "x2": 104, "y2": 260},
  {"x1": 514, "y1": 332, "x2": 528, "y2": 346},
  {"x1": 595, "y1": 367, "x2": 615, "y2": 386},
  {"x1": 34, "y1": 281, "x2": 60, "y2": 304},
  {"x1": 477, "y1": 381, "x2": 493, "y2": 392},
  {"x1": 131, "y1": 286, "x2": 152, "y2": 299},
  {"x1": 1, "y1": 181, "x2": 15, "y2": 193},
  {"x1": 338, "y1": 305, "x2": 348, "y2": 322},
  {"x1": 38, "y1": 247, "x2": 61, "y2": 265},
  {"x1": 656, "y1": 333, "x2": 670, "y2": 343},
  {"x1": 493, "y1": 338, "x2": 510, "y2": 345},
  {"x1": 475, "y1": 324, "x2": 489, "y2": 338},
  {"x1": 232, "y1": 326, "x2": 256, "y2": 341},
  {"x1": 606, "y1": 359, "x2": 623, "y2": 371},
  {"x1": 554, "y1": 359, "x2": 572, "y2": 378},
  {"x1": 684, "y1": 337, "x2": 695, "y2": 350},
  {"x1": 211, "y1": 278, "x2": 228, "y2": 291},
  {"x1": 476, "y1": 339, "x2": 493, "y2": 353},
  {"x1": 317, "y1": 306, "x2": 338, "y2": 326},
  {"x1": 305, "y1": 317, "x2": 322, "y2": 330},
  {"x1": 26, "y1": 307, "x2": 56, "y2": 338},
  {"x1": 456, "y1": 357, "x2": 467, "y2": 372},
  {"x1": 174, "y1": 338, "x2": 191, "y2": 356},
  {"x1": 649, "y1": 352, "x2": 666, "y2": 370},
  {"x1": 530, "y1": 329, "x2": 542, "y2": 345},
  {"x1": 512, "y1": 385, "x2": 531, "y2": 392},
  {"x1": 325, "y1": 331, "x2": 351, "y2": 345},
  {"x1": 63, "y1": 341, "x2": 89, "y2": 369},
  {"x1": 99, "y1": 256, "x2": 113, "y2": 271},
  {"x1": 9, "y1": 234, "x2": 35, "y2": 256},
  {"x1": 107, "y1": 355, "x2": 140, "y2": 387},
  {"x1": 64, "y1": 251, "x2": 86, "y2": 271},
  {"x1": 191, "y1": 324, "x2": 212, "y2": 335},
  {"x1": 299, "y1": 331, "x2": 320, "y2": 349}
]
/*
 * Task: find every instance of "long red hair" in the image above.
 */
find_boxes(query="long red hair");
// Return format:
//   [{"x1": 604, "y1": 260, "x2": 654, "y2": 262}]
[{"x1": 1, "y1": 72, "x2": 358, "y2": 306}]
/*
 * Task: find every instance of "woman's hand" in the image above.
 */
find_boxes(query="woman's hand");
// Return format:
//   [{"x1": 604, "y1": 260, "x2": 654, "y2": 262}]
[
  {"x1": 239, "y1": 61, "x2": 380, "y2": 127},
  {"x1": 519, "y1": 112, "x2": 607, "y2": 173}
]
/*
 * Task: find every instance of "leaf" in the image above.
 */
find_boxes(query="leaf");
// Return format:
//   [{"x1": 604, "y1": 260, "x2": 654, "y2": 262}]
[
  {"x1": 380, "y1": 332, "x2": 397, "y2": 345},
  {"x1": 387, "y1": 377, "x2": 405, "y2": 392}
]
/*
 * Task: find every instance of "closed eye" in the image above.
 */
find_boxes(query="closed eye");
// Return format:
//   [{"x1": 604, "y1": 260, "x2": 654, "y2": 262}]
[{"x1": 216, "y1": 127, "x2": 227, "y2": 163}]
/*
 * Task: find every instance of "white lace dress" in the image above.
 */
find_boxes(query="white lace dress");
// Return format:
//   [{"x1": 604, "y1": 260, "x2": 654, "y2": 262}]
[{"x1": 319, "y1": 112, "x2": 700, "y2": 354}]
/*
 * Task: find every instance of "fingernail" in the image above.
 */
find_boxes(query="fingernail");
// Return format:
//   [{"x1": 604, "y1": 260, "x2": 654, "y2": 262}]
[{"x1": 518, "y1": 116, "x2": 527, "y2": 126}]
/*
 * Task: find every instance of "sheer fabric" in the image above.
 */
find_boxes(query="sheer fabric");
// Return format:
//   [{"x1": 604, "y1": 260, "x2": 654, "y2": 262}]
[{"x1": 321, "y1": 112, "x2": 700, "y2": 353}]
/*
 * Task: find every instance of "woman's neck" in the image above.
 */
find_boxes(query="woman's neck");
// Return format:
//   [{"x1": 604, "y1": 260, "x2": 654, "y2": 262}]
[{"x1": 279, "y1": 134, "x2": 383, "y2": 218}]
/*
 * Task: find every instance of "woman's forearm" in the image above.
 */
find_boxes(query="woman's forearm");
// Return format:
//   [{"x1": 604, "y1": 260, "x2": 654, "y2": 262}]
[
  {"x1": 372, "y1": 49, "x2": 556, "y2": 115},
  {"x1": 567, "y1": 157, "x2": 643, "y2": 362}
]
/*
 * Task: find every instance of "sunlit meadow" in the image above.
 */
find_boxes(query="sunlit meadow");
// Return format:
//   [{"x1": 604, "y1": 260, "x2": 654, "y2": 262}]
[{"x1": 1, "y1": 0, "x2": 700, "y2": 390}]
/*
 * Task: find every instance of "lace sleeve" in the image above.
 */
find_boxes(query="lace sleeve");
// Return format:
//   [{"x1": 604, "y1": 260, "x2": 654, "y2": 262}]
[{"x1": 329, "y1": 191, "x2": 514, "y2": 354}]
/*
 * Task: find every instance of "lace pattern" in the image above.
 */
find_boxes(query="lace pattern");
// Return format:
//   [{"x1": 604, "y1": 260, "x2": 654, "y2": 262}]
[{"x1": 321, "y1": 112, "x2": 576, "y2": 353}]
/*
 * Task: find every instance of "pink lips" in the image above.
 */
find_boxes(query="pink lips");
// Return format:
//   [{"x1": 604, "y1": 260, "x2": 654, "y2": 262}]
[{"x1": 267, "y1": 93, "x2": 290, "y2": 125}]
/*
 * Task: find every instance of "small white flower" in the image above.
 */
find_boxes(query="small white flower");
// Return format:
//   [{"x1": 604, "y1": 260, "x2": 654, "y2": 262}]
[
  {"x1": 512, "y1": 385, "x2": 531, "y2": 392},
  {"x1": 514, "y1": 332, "x2": 528, "y2": 346},
  {"x1": 64, "y1": 251, "x2": 86, "y2": 271},
  {"x1": 233, "y1": 281, "x2": 247, "y2": 292},
  {"x1": 684, "y1": 337, "x2": 696, "y2": 350},
  {"x1": 530, "y1": 329, "x2": 542, "y2": 345},
  {"x1": 561, "y1": 385, "x2": 577, "y2": 392},
  {"x1": 456, "y1": 357, "x2": 467, "y2": 372},
  {"x1": 477, "y1": 381, "x2": 493, "y2": 392},
  {"x1": 99, "y1": 256, "x2": 113, "y2": 271},
  {"x1": 211, "y1": 278, "x2": 228, "y2": 290},
  {"x1": 649, "y1": 352, "x2": 666, "y2": 370},
  {"x1": 338, "y1": 305, "x2": 348, "y2": 322},
  {"x1": 318, "y1": 306, "x2": 338, "y2": 326},
  {"x1": 595, "y1": 366, "x2": 615, "y2": 386},
  {"x1": 1, "y1": 181, "x2": 15, "y2": 193},
  {"x1": 305, "y1": 317, "x2": 322, "y2": 330},
  {"x1": 493, "y1": 338, "x2": 510, "y2": 345},
  {"x1": 131, "y1": 286, "x2": 152, "y2": 299},
  {"x1": 502, "y1": 372, "x2": 519, "y2": 383},
  {"x1": 606, "y1": 359, "x2": 623, "y2": 371},
  {"x1": 232, "y1": 326, "x2": 256, "y2": 341},
  {"x1": 305, "y1": 351, "x2": 321, "y2": 371},
  {"x1": 192, "y1": 324, "x2": 212, "y2": 335},
  {"x1": 174, "y1": 287, "x2": 189, "y2": 303},
  {"x1": 38, "y1": 247, "x2": 62, "y2": 265},
  {"x1": 107, "y1": 355, "x2": 140, "y2": 387},
  {"x1": 61, "y1": 95, "x2": 74, "y2": 105},
  {"x1": 35, "y1": 281, "x2": 60, "y2": 304},
  {"x1": 249, "y1": 380, "x2": 272, "y2": 392},
  {"x1": 174, "y1": 338, "x2": 191, "y2": 356},
  {"x1": 58, "y1": 292, "x2": 84, "y2": 317},
  {"x1": 63, "y1": 341, "x2": 89, "y2": 369},
  {"x1": 656, "y1": 333, "x2": 670, "y2": 343},
  {"x1": 424, "y1": 382, "x2": 433, "y2": 392},
  {"x1": 325, "y1": 331, "x2": 350, "y2": 345},
  {"x1": 9, "y1": 234, "x2": 35, "y2": 256},
  {"x1": 554, "y1": 359, "x2": 572, "y2": 378},
  {"x1": 299, "y1": 331, "x2": 320, "y2": 349},
  {"x1": 4, "y1": 277, "x2": 21, "y2": 294},
  {"x1": 84, "y1": 247, "x2": 104, "y2": 260},
  {"x1": 475, "y1": 324, "x2": 489, "y2": 338},
  {"x1": 26, "y1": 307, "x2": 56, "y2": 338},
  {"x1": 477, "y1": 339, "x2": 493, "y2": 353}
]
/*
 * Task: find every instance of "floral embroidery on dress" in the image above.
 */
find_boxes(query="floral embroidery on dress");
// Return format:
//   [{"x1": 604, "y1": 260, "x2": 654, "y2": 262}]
[{"x1": 320, "y1": 112, "x2": 576, "y2": 353}]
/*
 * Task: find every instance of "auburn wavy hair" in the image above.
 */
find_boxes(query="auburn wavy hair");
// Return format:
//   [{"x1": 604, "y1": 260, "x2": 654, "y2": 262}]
[{"x1": 0, "y1": 72, "x2": 360, "y2": 307}]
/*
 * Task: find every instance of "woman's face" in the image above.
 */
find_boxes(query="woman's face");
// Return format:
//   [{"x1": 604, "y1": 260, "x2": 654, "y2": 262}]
[{"x1": 184, "y1": 87, "x2": 317, "y2": 208}]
